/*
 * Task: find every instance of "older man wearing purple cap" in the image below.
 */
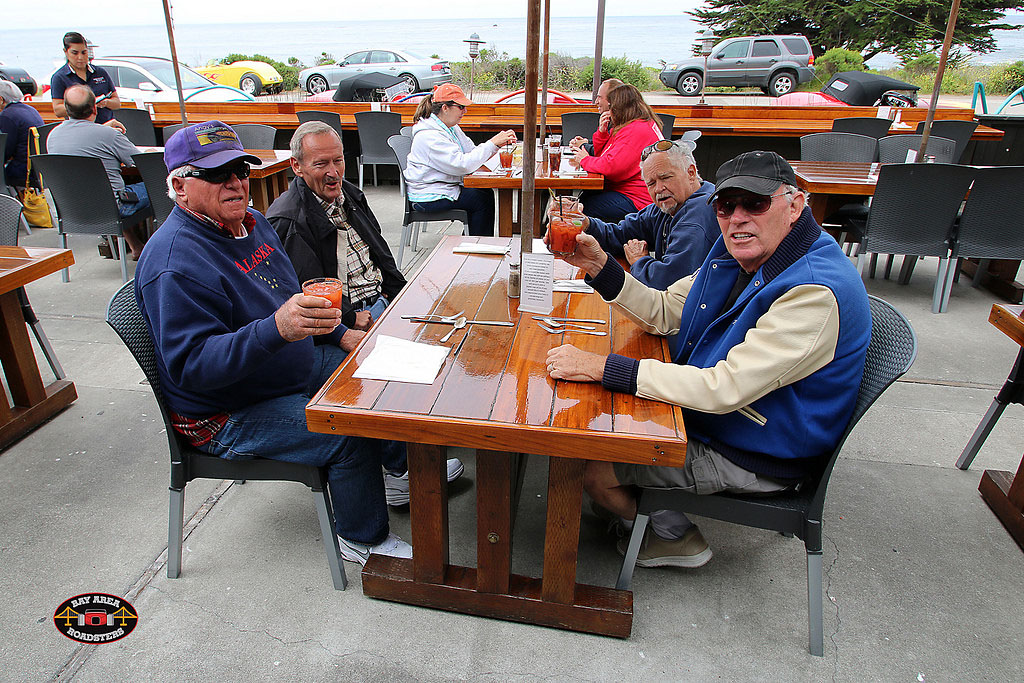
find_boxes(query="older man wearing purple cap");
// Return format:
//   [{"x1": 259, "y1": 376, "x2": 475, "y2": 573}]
[
  {"x1": 134, "y1": 121, "x2": 413, "y2": 565},
  {"x1": 544, "y1": 150, "x2": 871, "y2": 570}
]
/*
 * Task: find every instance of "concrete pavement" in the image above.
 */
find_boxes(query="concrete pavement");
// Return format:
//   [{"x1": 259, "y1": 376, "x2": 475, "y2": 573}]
[{"x1": 1, "y1": 181, "x2": 1022, "y2": 681}]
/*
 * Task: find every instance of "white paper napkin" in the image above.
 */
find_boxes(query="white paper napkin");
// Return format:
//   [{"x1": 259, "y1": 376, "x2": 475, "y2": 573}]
[
  {"x1": 453, "y1": 243, "x2": 510, "y2": 255},
  {"x1": 553, "y1": 279, "x2": 593, "y2": 293},
  {"x1": 352, "y1": 335, "x2": 451, "y2": 384}
]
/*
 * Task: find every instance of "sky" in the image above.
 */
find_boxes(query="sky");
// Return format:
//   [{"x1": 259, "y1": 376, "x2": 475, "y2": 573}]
[{"x1": 7, "y1": 1, "x2": 699, "y2": 30}]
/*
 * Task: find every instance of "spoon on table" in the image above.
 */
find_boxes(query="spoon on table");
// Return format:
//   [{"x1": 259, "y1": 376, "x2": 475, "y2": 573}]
[
  {"x1": 440, "y1": 316, "x2": 467, "y2": 343},
  {"x1": 536, "y1": 322, "x2": 606, "y2": 336},
  {"x1": 533, "y1": 317, "x2": 597, "y2": 330}
]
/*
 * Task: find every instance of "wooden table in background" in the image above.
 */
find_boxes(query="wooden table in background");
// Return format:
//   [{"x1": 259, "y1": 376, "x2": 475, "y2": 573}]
[
  {"x1": 791, "y1": 161, "x2": 878, "y2": 225},
  {"x1": 306, "y1": 235, "x2": 686, "y2": 637},
  {"x1": 464, "y1": 163, "x2": 602, "y2": 237},
  {"x1": 978, "y1": 304, "x2": 1024, "y2": 550},
  {"x1": 139, "y1": 148, "x2": 291, "y2": 215},
  {"x1": 0, "y1": 246, "x2": 77, "y2": 450}
]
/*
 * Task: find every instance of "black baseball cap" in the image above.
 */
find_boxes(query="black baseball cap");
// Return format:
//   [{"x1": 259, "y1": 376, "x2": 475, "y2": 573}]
[{"x1": 709, "y1": 151, "x2": 797, "y2": 202}]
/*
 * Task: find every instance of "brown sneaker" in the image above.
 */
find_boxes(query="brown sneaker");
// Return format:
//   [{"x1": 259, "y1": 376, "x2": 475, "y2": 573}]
[{"x1": 617, "y1": 526, "x2": 712, "y2": 568}]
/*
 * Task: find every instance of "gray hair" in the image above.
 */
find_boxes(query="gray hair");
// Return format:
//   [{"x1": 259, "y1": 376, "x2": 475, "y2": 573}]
[
  {"x1": 166, "y1": 164, "x2": 196, "y2": 200},
  {"x1": 782, "y1": 183, "x2": 807, "y2": 203},
  {"x1": 290, "y1": 121, "x2": 342, "y2": 162},
  {"x1": 0, "y1": 80, "x2": 23, "y2": 105},
  {"x1": 640, "y1": 140, "x2": 702, "y2": 182}
]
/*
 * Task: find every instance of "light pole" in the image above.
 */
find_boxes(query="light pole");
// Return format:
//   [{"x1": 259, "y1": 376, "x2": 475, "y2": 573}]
[
  {"x1": 697, "y1": 30, "x2": 717, "y2": 105},
  {"x1": 464, "y1": 33, "x2": 483, "y2": 97}
]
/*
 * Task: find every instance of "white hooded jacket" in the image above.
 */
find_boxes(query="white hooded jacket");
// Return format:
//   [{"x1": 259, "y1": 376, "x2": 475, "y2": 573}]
[{"x1": 405, "y1": 114, "x2": 498, "y2": 201}]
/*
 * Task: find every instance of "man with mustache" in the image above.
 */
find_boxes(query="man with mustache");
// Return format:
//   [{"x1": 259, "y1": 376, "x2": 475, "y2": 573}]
[{"x1": 548, "y1": 139, "x2": 718, "y2": 291}]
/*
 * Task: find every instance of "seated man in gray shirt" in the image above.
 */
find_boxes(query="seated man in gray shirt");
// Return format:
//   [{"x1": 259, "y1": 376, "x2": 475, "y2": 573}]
[{"x1": 46, "y1": 84, "x2": 151, "y2": 259}]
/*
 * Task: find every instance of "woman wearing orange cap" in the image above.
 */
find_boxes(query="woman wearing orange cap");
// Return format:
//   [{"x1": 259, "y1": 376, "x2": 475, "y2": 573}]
[{"x1": 405, "y1": 83, "x2": 516, "y2": 235}]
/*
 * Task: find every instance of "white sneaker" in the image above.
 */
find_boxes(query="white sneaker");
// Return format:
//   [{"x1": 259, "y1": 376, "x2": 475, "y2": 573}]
[
  {"x1": 337, "y1": 532, "x2": 412, "y2": 566},
  {"x1": 384, "y1": 457, "x2": 465, "y2": 506}
]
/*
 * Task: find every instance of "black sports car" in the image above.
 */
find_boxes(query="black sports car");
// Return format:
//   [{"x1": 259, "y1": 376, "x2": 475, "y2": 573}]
[{"x1": 0, "y1": 62, "x2": 38, "y2": 97}]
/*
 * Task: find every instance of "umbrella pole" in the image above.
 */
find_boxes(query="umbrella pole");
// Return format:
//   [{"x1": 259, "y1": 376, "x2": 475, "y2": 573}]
[
  {"x1": 539, "y1": 0, "x2": 550, "y2": 142},
  {"x1": 522, "y1": 0, "x2": 541, "y2": 257},
  {"x1": 591, "y1": 0, "x2": 606, "y2": 101},
  {"x1": 918, "y1": 0, "x2": 962, "y2": 160},
  {"x1": 161, "y1": 0, "x2": 188, "y2": 125}
]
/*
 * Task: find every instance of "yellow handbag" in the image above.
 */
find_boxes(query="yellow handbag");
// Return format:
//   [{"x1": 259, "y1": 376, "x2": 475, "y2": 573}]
[{"x1": 21, "y1": 127, "x2": 53, "y2": 228}]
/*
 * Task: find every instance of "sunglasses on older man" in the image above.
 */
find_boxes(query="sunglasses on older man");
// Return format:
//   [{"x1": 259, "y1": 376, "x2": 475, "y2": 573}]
[
  {"x1": 712, "y1": 190, "x2": 792, "y2": 218},
  {"x1": 640, "y1": 139, "x2": 684, "y2": 162},
  {"x1": 181, "y1": 162, "x2": 251, "y2": 184}
]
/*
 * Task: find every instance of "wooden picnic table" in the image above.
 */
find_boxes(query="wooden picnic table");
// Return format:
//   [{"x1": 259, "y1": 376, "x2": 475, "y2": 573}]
[
  {"x1": 464, "y1": 159, "x2": 602, "y2": 237},
  {"x1": 0, "y1": 246, "x2": 77, "y2": 450},
  {"x1": 305, "y1": 235, "x2": 686, "y2": 637},
  {"x1": 976, "y1": 304, "x2": 1024, "y2": 550}
]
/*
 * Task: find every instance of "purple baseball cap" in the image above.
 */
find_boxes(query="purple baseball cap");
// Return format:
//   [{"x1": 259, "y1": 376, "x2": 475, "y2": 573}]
[{"x1": 164, "y1": 121, "x2": 261, "y2": 170}]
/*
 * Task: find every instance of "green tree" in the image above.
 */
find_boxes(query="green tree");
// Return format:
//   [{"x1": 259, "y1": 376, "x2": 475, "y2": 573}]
[{"x1": 690, "y1": 0, "x2": 1021, "y2": 61}]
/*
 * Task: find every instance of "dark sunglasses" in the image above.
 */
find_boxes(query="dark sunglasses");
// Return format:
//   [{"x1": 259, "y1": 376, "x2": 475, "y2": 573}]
[
  {"x1": 712, "y1": 191, "x2": 792, "y2": 218},
  {"x1": 445, "y1": 102, "x2": 467, "y2": 111},
  {"x1": 181, "y1": 163, "x2": 251, "y2": 184}
]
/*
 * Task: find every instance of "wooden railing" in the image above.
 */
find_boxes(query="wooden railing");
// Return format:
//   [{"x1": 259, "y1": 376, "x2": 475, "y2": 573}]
[{"x1": 25, "y1": 100, "x2": 998, "y2": 139}]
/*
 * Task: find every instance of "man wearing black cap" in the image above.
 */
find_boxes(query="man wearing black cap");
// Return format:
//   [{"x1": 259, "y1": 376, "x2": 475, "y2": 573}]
[
  {"x1": 135, "y1": 121, "x2": 415, "y2": 566},
  {"x1": 545, "y1": 150, "x2": 871, "y2": 569}
]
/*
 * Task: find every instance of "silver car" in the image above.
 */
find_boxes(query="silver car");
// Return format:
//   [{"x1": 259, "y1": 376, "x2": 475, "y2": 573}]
[
  {"x1": 659, "y1": 35, "x2": 814, "y2": 97},
  {"x1": 300, "y1": 49, "x2": 451, "y2": 95}
]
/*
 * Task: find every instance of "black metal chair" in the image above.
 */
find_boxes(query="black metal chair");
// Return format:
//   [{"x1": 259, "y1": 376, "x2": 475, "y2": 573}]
[
  {"x1": 113, "y1": 108, "x2": 157, "y2": 146},
  {"x1": 656, "y1": 113, "x2": 675, "y2": 140},
  {"x1": 131, "y1": 152, "x2": 175, "y2": 228},
  {"x1": 232, "y1": 124, "x2": 277, "y2": 150},
  {"x1": 31, "y1": 154, "x2": 154, "y2": 283},
  {"x1": 296, "y1": 110, "x2": 344, "y2": 139},
  {"x1": 31, "y1": 122, "x2": 60, "y2": 153},
  {"x1": 877, "y1": 134, "x2": 956, "y2": 164},
  {"x1": 161, "y1": 123, "x2": 187, "y2": 144},
  {"x1": 799, "y1": 132, "x2": 878, "y2": 163},
  {"x1": 854, "y1": 163, "x2": 976, "y2": 312},
  {"x1": 915, "y1": 120, "x2": 978, "y2": 163},
  {"x1": 560, "y1": 112, "x2": 600, "y2": 143},
  {"x1": 0, "y1": 194, "x2": 65, "y2": 379},
  {"x1": 831, "y1": 117, "x2": 893, "y2": 139},
  {"x1": 105, "y1": 281, "x2": 347, "y2": 590},
  {"x1": 354, "y1": 111, "x2": 402, "y2": 190},
  {"x1": 617, "y1": 295, "x2": 918, "y2": 656},
  {"x1": 387, "y1": 134, "x2": 468, "y2": 269},
  {"x1": 938, "y1": 166, "x2": 1024, "y2": 313}
]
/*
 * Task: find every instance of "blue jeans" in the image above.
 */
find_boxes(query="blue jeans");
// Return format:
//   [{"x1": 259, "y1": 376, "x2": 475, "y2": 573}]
[
  {"x1": 578, "y1": 190, "x2": 636, "y2": 224},
  {"x1": 411, "y1": 187, "x2": 494, "y2": 236},
  {"x1": 116, "y1": 181, "x2": 151, "y2": 219},
  {"x1": 201, "y1": 344, "x2": 406, "y2": 545}
]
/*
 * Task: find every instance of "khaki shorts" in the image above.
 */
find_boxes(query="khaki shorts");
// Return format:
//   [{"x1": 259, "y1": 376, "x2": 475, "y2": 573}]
[{"x1": 612, "y1": 440, "x2": 798, "y2": 495}]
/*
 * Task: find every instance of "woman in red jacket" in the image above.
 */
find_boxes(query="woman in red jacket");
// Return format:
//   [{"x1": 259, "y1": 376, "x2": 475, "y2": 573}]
[{"x1": 569, "y1": 83, "x2": 662, "y2": 222}]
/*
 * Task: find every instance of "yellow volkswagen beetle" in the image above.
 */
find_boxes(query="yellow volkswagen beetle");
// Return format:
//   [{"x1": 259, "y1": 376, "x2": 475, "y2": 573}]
[{"x1": 195, "y1": 60, "x2": 283, "y2": 96}]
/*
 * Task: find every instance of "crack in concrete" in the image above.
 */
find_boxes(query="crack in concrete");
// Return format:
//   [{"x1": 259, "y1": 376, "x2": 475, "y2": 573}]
[{"x1": 824, "y1": 532, "x2": 841, "y2": 682}]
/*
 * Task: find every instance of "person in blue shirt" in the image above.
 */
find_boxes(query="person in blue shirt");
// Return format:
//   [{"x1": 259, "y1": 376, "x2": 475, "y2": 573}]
[
  {"x1": 50, "y1": 32, "x2": 120, "y2": 125},
  {"x1": 548, "y1": 138, "x2": 719, "y2": 291},
  {"x1": 0, "y1": 79, "x2": 44, "y2": 191},
  {"x1": 136, "y1": 121, "x2": 416, "y2": 565}
]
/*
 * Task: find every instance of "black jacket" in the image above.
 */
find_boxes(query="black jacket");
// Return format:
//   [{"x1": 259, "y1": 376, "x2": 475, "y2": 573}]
[{"x1": 267, "y1": 176, "x2": 405, "y2": 343}]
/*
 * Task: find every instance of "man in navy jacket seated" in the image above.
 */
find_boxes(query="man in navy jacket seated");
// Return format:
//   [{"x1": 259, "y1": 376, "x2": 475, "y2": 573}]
[
  {"x1": 556, "y1": 138, "x2": 720, "y2": 291},
  {"x1": 544, "y1": 151, "x2": 871, "y2": 569},
  {"x1": 135, "y1": 121, "x2": 414, "y2": 566}
]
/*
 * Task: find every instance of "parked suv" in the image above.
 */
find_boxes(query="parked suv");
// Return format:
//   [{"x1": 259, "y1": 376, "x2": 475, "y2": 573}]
[{"x1": 660, "y1": 35, "x2": 814, "y2": 97}]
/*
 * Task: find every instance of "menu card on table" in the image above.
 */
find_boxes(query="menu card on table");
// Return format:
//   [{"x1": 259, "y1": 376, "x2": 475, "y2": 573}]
[{"x1": 517, "y1": 251, "x2": 554, "y2": 314}]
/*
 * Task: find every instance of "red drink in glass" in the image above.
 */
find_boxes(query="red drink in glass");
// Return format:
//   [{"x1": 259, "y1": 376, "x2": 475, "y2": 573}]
[
  {"x1": 499, "y1": 148, "x2": 514, "y2": 170},
  {"x1": 302, "y1": 277, "x2": 344, "y2": 308},
  {"x1": 549, "y1": 216, "x2": 585, "y2": 255}
]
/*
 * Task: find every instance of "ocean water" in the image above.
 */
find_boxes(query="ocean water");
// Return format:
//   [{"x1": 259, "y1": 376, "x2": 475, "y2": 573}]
[{"x1": 3, "y1": 14, "x2": 1023, "y2": 86}]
